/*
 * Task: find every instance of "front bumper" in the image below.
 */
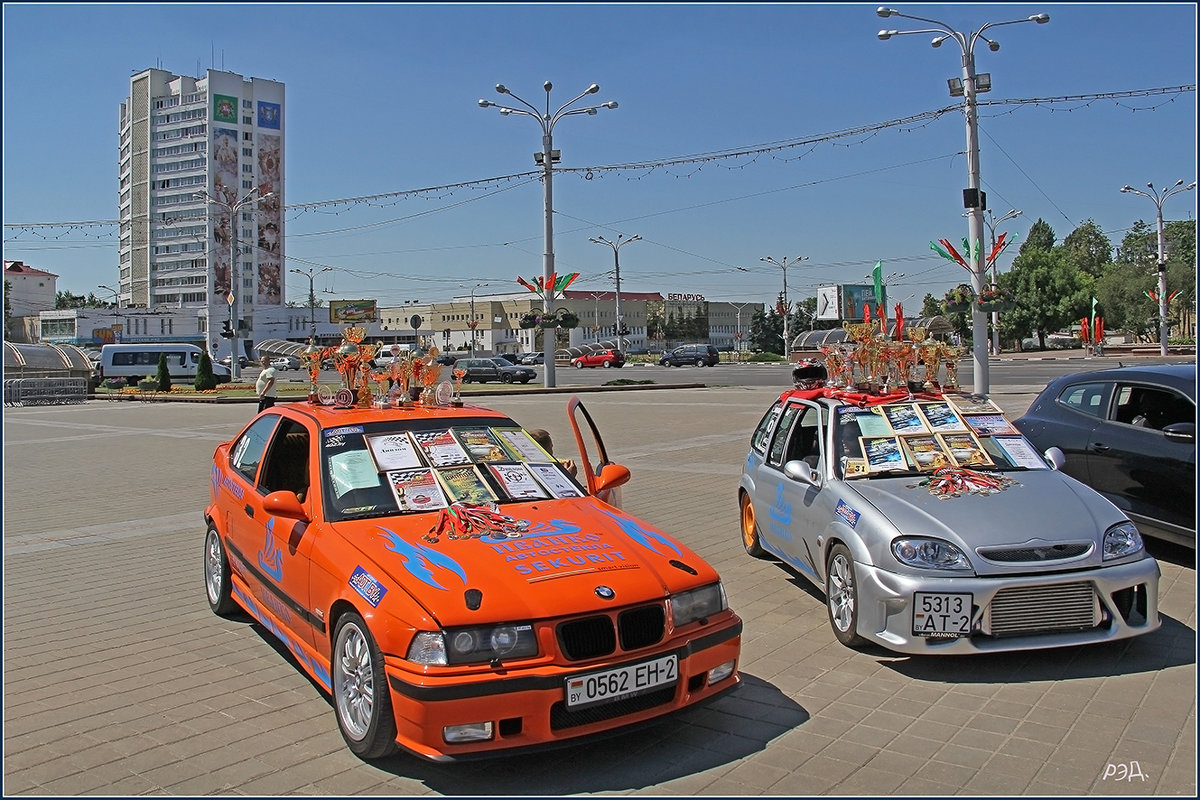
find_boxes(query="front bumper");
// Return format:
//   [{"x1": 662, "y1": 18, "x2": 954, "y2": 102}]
[
  {"x1": 382, "y1": 617, "x2": 742, "y2": 760},
  {"x1": 854, "y1": 557, "x2": 1160, "y2": 655}
]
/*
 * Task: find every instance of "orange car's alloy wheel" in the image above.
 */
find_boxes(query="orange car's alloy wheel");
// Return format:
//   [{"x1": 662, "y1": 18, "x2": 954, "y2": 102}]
[
  {"x1": 204, "y1": 527, "x2": 237, "y2": 616},
  {"x1": 333, "y1": 612, "x2": 398, "y2": 760}
]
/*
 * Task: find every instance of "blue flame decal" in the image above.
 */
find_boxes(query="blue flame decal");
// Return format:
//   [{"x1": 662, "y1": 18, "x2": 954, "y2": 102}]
[
  {"x1": 526, "y1": 519, "x2": 583, "y2": 536},
  {"x1": 599, "y1": 509, "x2": 682, "y2": 558},
  {"x1": 258, "y1": 517, "x2": 284, "y2": 581},
  {"x1": 378, "y1": 526, "x2": 467, "y2": 590}
]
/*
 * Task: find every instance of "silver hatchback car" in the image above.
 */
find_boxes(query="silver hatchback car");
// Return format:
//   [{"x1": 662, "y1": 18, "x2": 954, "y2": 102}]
[{"x1": 738, "y1": 385, "x2": 1161, "y2": 655}]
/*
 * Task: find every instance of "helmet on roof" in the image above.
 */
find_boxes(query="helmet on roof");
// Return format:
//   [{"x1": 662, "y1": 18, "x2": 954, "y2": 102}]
[{"x1": 791, "y1": 359, "x2": 828, "y2": 390}]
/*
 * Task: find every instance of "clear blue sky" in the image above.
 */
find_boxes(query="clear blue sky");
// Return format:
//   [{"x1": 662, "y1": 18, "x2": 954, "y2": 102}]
[{"x1": 3, "y1": 2, "x2": 1196, "y2": 313}]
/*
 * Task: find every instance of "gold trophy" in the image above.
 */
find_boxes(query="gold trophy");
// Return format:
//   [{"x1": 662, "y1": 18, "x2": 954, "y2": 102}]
[
  {"x1": 942, "y1": 345, "x2": 965, "y2": 391},
  {"x1": 451, "y1": 367, "x2": 467, "y2": 405},
  {"x1": 300, "y1": 340, "x2": 325, "y2": 403}
]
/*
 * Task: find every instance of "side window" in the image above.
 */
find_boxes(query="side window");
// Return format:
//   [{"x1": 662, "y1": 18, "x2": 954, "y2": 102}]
[
  {"x1": 1056, "y1": 381, "x2": 1109, "y2": 419},
  {"x1": 260, "y1": 420, "x2": 311, "y2": 500},
  {"x1": 1116, "y1": 384, "x2": 1194, "y2": 430},
  {"x1": 751, "y1": 402, "x2": 782, "y2": 453},
  {"x1": 230, "y1": 414, "x2": 279, "y2": 483},
  {"x1": 767, "y1": 404, "x2": 801, "y2": 467}
]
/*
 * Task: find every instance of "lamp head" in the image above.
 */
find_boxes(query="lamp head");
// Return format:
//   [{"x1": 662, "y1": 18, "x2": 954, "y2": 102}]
[
  {"x1": 478, "y1": 99, "x2": 492, "y2": 108},
  {"x1": 1147, "y1": 182, "x2": 1154, "y2": 190},
  {"x1": 986, "y1": 38, "x2": 1000, "y2": 52},
  {"x1": 877, "y1": 6, "x2": 897, "y2": 17},
  {"x1": 931, "y1": 35, "x2": 947, "y2": 47},
  {"x1": 877, "y1": 29, "x2": 893, "y2": 40},
  {"x1": 543, "y1": 81, "x2": 552, "y2": 92},
  {"x1": 1121, "y1": 185, "x2": 1133, "y2": 193},
  {"x1": 602, "y1": 101, "x2": 618, "y2": 109},
  {"x1": 1030, "y1": 13, "x2": 1049, "y2": 23},
  {"x1": 495, "y1": 84, "x2": 509, "y2": 95},
  {"x1": 587, "y1": 83, "x2": 600, "y2": 94}
]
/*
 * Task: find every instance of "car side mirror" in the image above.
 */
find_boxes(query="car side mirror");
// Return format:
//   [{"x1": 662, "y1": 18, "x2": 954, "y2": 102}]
[
  {"x1": 783, "y1": 459, "x2": 821, "y2": 487},
  {"x1": 594, "y1": 463, "x2": 631, "y2": 494},
  {"x1": 1163, "y1": 422, "x2": 1196, "y2": 443},
  {"x1": 1042, "y1": 446, "x2": 1067, "y2": 471},
  {"x1": 264, "y1": 490, "x2": 310, "y2": 522}
]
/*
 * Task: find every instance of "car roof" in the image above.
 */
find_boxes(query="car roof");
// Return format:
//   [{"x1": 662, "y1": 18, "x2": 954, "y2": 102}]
[
  {"x1": 269, "y1": 400, "x2": 511, "y2": 429},
  {"x1": 1046, "y1": 363, "x2": 1196, "y2": 397}
]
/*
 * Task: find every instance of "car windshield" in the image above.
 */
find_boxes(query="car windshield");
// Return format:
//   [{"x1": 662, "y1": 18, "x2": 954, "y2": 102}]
[
  {"x1": 320, "y1": 417, "x2": 585, "y2": 521},
  {"x1": 489, "y1": 358, "x2": 512, "y2": 368},
  {"x1": 833, "y1": 399, "x2": 1048, "y2": 481}
]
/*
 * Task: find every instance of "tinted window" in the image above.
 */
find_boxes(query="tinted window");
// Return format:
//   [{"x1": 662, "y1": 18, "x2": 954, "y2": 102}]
[
  {"x1": 231, "y1": 414, "x2": 279, "y2": 483},
  {"x1": 1055, "y1": 381, "x2": 1108, "y2": 419},
  {"x1": 752, "y1": 402, "x2": 782, "y2": 453},
  {"x1": 767, "y1": 405, "x2": 801, "y2": 467},
  {"x1": 1114, "y1": 384, "x2": 1194, "y2": 430}
]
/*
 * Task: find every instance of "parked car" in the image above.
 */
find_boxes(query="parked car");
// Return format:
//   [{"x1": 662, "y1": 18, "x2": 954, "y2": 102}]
[
  {"x1": 738, "y1": 382, "x2": 1160, "y2": 654},
  {"x1": 496, "y1": 352, "x2": 524, "y2": 365},
  {"x1": 270, "y1": 356, "x2": 301, "y2": 371},
  {"x1": 660, "y1": 344, "x2": 720, "y2": 367},
  {"x1": 453, "y1": 357, "x2": 536, "y2": 384},
  {"x1": 521, "y1": 352, "x2": 545, "y2": 365},
  {"x1": 220, "y1": 354, "x2": 250, "y2": 369},
  {"x1": 1014, "y1": 363, "x2": 1196, "y2": 549},
  {"x1": 435, "y1": 352, "x2": 468, "y2": 366},
  {"x1": 204, "y1": 395, "x2": 741, "y2": 760},
  {"x1": 571, "y1": 349, "x2": 626, "y2": 369}
]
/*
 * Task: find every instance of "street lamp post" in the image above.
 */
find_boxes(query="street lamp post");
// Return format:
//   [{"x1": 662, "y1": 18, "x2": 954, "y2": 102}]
[
  {"x1": 588, "y1": 233, "x2": 640, "y2": 352},
  {"x1": 480, "y1": 81, "x2": 618, "y2": 388},
  {"x1": 878, "y1": 6, "x2": 1048, "y2": 394},
  {"x1": 461, "y1": 282, "x2": 488, "y2": 354},
  {"x1": 729, "y1": 301, "x2": 755, "y2": 356},
  {"x1": 1120, "y1": 180, "x2": 1196, "y2": 356},
  {"x1": 290, "y1": 266, "x2": 332, "y2": 341},
  {"x1": 978, "y1": 208, "x2": 1022, "y2": 355},
  {"x1": 98, "y1": 284, "x2": 120, "y2": 308},
  {"x1": 760, "y1": 256, "x2": 807, "y2": 359},
  {"x1": 196, "y1": 186, "x2": 274, "y2": 381}
]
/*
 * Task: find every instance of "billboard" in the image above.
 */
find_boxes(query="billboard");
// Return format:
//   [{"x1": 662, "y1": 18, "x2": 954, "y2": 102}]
[
  {"x1": 816, "y1": 284, "x2": 890, "y2": 322},
  {"x1": 330, "y1": 299, "x2": 378, "y2": 323}
]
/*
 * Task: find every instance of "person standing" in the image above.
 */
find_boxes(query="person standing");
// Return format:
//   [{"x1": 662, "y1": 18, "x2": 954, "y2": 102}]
[{"x1": 256, "y1": 355, "x2": 277, "y2": 412}]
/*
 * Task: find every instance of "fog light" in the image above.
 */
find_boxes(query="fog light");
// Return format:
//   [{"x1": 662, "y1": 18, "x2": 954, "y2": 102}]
[
  {"x1": 443, "y1": 721, "x2": 493, "y2": 743},
  {"x1": 707, "y1": 660, "x2": 735, "y2": 685}
]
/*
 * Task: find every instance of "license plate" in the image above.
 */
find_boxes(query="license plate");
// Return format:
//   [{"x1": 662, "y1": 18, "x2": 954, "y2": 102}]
[
  {"x1": 565, "y1": 655, "x2": 678, "y2": 708},
  {"x1": 913, "y1": 592, "x2": 972, "y2": 637}
]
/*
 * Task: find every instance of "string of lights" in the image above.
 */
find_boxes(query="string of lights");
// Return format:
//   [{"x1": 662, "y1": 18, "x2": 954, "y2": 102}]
[{"x1": 5, "y1": 86, "x2": 1189, "y2": 239}]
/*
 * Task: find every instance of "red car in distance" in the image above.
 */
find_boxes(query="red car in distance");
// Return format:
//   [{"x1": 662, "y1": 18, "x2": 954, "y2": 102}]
[{"x1": 571, "y1": 349, "x2": 626, "y2": 369}]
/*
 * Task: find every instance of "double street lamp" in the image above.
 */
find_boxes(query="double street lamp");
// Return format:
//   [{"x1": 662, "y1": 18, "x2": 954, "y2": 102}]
[
  {"x1": 461, "y1": 282, "x2": 489, "y2": 354},
  {"x1": 588, "y1": 233, "x2": 640, "y2": 351},
  {"x1": 1120, "y1": 180, "x2": 1196, "y2": 356},
  {"x1": 761, "y1": 256, "x2": 807, "y2": 358},
  {"x1": 290, "y1": 266, "x2": 332, "y2": 340},
  {"x1": 878, "y1": 6, "x2": 1048, "y2": 394},
  {"x1": 196, "y1": 186, "x2": 275, "y2": 380},
  {"x1": 479, "y1": 81, "x2": 618, "y2": 388}
]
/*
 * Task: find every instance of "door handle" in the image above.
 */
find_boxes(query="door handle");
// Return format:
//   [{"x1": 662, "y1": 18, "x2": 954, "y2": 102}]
[
  {"x1": 244, "y1": 504, "x2": 255, "y2": 518},
  {"x1": 1090, "y1": 443, "x2": 1111, "y2": 453}
]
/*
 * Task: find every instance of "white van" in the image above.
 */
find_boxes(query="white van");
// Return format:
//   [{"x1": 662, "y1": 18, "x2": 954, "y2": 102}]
[{"x1": 98, "y1": 343, "x2": 231, "y2": 385}]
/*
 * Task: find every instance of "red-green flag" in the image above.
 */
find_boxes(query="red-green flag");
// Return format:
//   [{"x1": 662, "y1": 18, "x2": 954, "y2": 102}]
[
  {"x1": 930, "y1": 241, "x2": 955, "y2": 262},
  {"x1": 872, "y1": 261, "x2": 884, "y2": 306}
]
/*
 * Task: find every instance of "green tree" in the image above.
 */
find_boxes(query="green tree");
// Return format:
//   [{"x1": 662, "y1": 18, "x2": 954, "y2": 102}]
[
  {"x1": 1019, "y1": 219, "x2": 1057, "y2": 254},
  {"x1": 195, "y1": 351, "x2": 219, "y2": 390},
  {"x1": 919, "y1": 293, "x2": 940, "y2": 317},
  {"x1": 748, "y1": 305, "x2": 783, "y2": 354},
  {"x1": 1003, "y1": 248, "x2": 1093, "y2": 349},
  {"x1": 155, "y1": 353, "x2": 173, "y2": 393},
  {"x1": 3, "y1": 280, "x2": 11, "y2": 332},
  {"x1": 1060, "y1": 220, "x2": 1112, "y2": 278}
]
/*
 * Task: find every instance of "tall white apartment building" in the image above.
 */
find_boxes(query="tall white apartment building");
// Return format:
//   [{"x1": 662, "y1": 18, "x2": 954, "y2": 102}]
[{"x1": 118, "y1": 68, "x2": 284, "y2": 356}]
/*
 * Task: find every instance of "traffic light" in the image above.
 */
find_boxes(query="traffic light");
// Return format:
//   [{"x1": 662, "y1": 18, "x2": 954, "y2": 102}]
[{"x1": 220, "y1": 320, "x2": 234, "y2": 339}]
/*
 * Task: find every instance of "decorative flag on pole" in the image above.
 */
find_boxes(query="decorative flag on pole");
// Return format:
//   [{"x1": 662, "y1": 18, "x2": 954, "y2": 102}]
[
  {"x1": 864, "y1": 303, "x2": 871, "y2": 323},
  {"x1": 1095, "y1": 316, "x2": 1105, "y2": 342},
  {"x1": 930, "y1": 240, "x2": 955, "y2": 262},
  {"x1": 985, "y1": 232, "x2": 1010, "y2": 269},
  {"x1": 939, "y1": 239, "x2": 970, "y2": 270},
  {"x1": 895, "y1": 303, "x2": 905, "y2": 342},
  {"x1": 515, "y1": 272, "x2": 579, "y2": 302},
  {"x1": 1080, "y1": 318, "x2": 1090, "y2": 344},
  {"x1": 872, "y1": 261, "x2": 884, "y2": 306}
]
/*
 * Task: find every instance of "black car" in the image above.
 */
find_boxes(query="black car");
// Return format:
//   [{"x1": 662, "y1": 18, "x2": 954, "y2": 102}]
[
  {"x1": 1014, "y1": 363, "x2": 1196, "y2": 548},
  {"x1": 452, "y1": 357, "x2": 536, "y2": 384},
  {"x1": 660, "y1": 343, "x2": 720, "y2": 367}
]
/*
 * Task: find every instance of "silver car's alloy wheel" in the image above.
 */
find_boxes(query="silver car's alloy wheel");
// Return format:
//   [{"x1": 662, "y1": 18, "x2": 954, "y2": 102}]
[
  {"x1": 332, "y1": 613, "x2": 398, "y2": 759},
  {"x1": 825, "y1": 543, "x2": 865, "y2": 647}
]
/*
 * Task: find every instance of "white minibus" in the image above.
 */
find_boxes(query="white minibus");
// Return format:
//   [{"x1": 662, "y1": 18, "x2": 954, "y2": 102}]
[{"x1": 98, "y1": 343, "x2": 231, "y2": 385}]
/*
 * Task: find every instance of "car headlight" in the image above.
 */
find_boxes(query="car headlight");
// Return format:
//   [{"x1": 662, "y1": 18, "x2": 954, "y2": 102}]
[
  {"x1": 891, "y1": 537, "x2": 973, "y2": 571},
  {"x1": 409, "y1": 624, "x2": 538, "y2": 667},
  {"x1": 669, "y1": 582, "x2": 727, "y2": 627},
  {"x1": 1103, "y1": 522, "x2": 1144, "y2": 561}
]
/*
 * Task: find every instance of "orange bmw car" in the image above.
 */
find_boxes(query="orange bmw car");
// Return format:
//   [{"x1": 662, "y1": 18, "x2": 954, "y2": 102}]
[{"x1": 204, "y1": 396, "x2": 741, "y2": 761}]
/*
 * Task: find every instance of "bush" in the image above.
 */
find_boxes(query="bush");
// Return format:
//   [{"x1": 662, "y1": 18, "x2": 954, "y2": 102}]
[
  {"x1": 747, "y1": 352, "x2": 787, "y2": 363},
  {"x1": 603, "y1": 378, "x2": 655, "y2": 386},
  {"x1": 194, "y1": 351, "x2": 219, "y2": 391},
  {"x1": 137, "y1": 379, "x2": 159, "y2": 392},
  {"x1": 103, "y1": 378, "x2": 127, "y2": 391},
  {"x1": 155, "y1": 353, "x2": 173, "y2": 393}
]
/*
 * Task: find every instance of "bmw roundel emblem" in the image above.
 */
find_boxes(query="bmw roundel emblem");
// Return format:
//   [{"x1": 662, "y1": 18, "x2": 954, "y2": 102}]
[{"x1": 594, "y1": 585, "x2": 615, "y2": 600}]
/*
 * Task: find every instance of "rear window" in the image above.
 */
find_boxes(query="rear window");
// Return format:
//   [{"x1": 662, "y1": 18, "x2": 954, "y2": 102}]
[{"x1": 1055, "y1": 382, "x2": 1108, "y2": 419}]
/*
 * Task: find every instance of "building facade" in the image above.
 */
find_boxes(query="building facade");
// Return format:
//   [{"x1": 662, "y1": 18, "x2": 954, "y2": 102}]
[
  {"x1": 118, "y1": 68, "x2": 285, "y2": 363},
  {"x1": 4, "y1": 261, "x2": 59, "y2": 342}
]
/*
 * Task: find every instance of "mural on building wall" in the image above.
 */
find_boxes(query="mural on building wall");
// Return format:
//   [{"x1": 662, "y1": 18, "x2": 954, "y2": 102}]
[
  {"x1": 211, "y1": 126, "x2": 240, "y2": 298},
  {"x1": 256, "y1": 133, "x2": 282, "y2": 305},
  {"x1": 213, "y1": 94, "x2": 238, "y2": 124},
  {"x1": 257, "y1": 101, "x2": 281, "y2": 130}
]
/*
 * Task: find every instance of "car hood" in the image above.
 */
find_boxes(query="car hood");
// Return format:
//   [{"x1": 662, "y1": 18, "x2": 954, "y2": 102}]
[
  {"x1": 331, "y1": 497, "x2": 720, "y2": 626},
  {"x1": 847, "y1": 469, "x2": 1130, "y2": 570}
]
